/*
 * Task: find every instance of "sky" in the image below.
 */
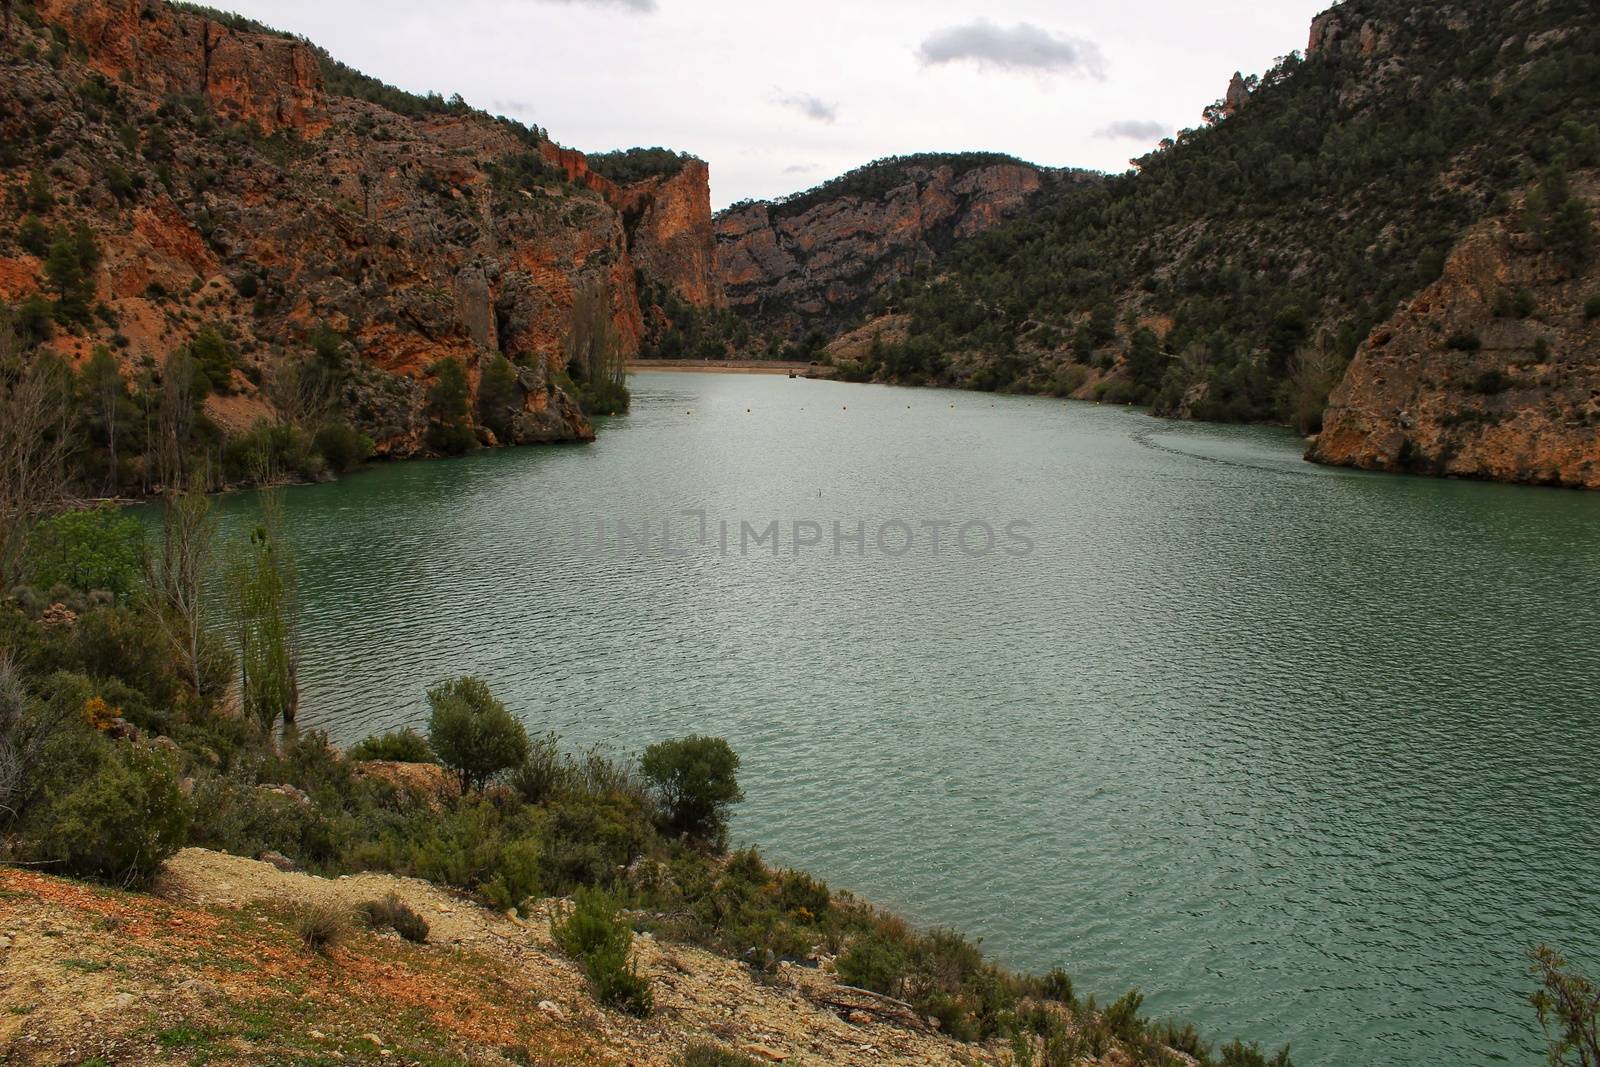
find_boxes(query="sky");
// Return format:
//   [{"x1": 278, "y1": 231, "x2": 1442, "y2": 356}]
[{"x1": 217, "y1": 0, "x2": 1333, "y2": 210}]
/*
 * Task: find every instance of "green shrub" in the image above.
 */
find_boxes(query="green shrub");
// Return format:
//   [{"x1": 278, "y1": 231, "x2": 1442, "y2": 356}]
[
  {"x1": 312, "y1": 423, "x2": 374, "y2": 474},
  {"x1": 1585, "y1": 295, "x2": 1600, "y2": 321},
  {"x1": 25, "y1": 741, "x2": 191, "y2": 886},
  {"x1": 1219, "y1": 1039, "x2": 1295, "y2": 1067},
  {"x1": 639, "y1": 735, "x2": 742, "y2": 846},
  {"x1": 359, "y1": 892, "x2": 429, "y2": 942},
  {"x1": 1471, "y1": 369, "x2": 1511, "y2": 395},
  {"x1": 542, "y1": 787, "x2": 654, "y2": 893},
  {"x1": 426, "y1": 676, "x2": 529, "y2": 791},
  {"x1": 551, "y1": 886, "x2": 652, "y2": 1016},
  {"x1": 835, "y1": 925, "x2": 909, "y2": 996},
  {"x1": 679, "y1": 1044, "x2": 761, "y2": 1067},
  {"x1": 290, "y1": 900, "x2": 349, "y2": 955},
  {"x1": 17, "y1": 215, "x2": 49, "y2": 256},
  {"x1": 24, "y1": 505, "x2": 145, "y2": 598},
  {"x1": 1446, "y1": 331, "x2": 1483, "y2": 352},
  {"x1": 348, "y1": 727, "x2": 435, "y2": 763},
  {"x1": 1493, "y1": 288, "x2": 1537, "y2": 318}
]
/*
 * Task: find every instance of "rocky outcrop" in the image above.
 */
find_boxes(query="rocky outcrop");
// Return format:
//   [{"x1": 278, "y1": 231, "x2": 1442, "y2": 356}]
[
  {"x1": 1223, "y1": 72, "x2": 1251, "y2": 115},
  {"x1": 622, "y1": 160, "x2": 722, "y2": 309},
  {"x1": 36, "y1": 0, "x2": 326, "y2": 135},
  {"x1": 716, "y1": 156, "x2": 1078, "y2": 339},
  {"x1": 5, "y1": 0, "x2": 717, "y2": 461},
  {"x1": 1311, "y1": 176, "x2": 1600, "y2": 488}
]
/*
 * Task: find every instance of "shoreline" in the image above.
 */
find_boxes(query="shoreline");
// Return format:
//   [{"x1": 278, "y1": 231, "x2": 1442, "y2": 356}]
[{"x1": 627, "y1": 359, "x2": 837, "y2": 378}]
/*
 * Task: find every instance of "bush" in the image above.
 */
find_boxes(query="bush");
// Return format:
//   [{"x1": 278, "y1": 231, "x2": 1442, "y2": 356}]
[
  {"x1": 25, "y1": 741, "x2": 191, "y2": 886},
  {"x1": 680, "y1": 1045, "x2": 762, "y2": 1067},
  {"x1": 17, "y1": 215, "x2": 49, "y2": 256},
  {"x1": 1446, "y1": 331, "x2": 1483, "y2": 352},
  {"x1": 1493, "y1": 288, "x2": 1537, "y2": 318},
  {"x1": 348, "y1": 727, "x2": 435, "y2": 763},
  {"x1": 1586, "y1": 295, "x2": 1600, "y2": 321},
  {"x1": 426, "y1": 676, "x2": 529, "y2": 791},
  {"x1": 639, "y1": 735, "x2": 743, "y2": 847},
  {"x1": 359, "y1": 892, "x2": 429, "y2": 943},
  {"x1": 312, "y1": 423, "x2": 374, "y2": 474},
  {"x1": 1471, "y1": 369, "x2": 1511, "y2": 395},
  {"x1": 291, "y1": 900, "x2": 349, "y2": 955},
  {"x1": 24, "y1": 505, "x2": 145, "y2": 598},
  {"x1": 551, "y1": 886, "x2": 653, "y2": 1016},
  {"x1": 835, "y1": 924, "x2": 909, "y2": 996},
  {"x1": 1219, "y1": 1039, "x2": 1296, "y2": 1067}
]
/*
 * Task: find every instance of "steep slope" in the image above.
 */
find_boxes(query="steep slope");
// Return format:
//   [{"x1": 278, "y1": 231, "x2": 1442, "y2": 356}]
[
  {"x1": 715, "y1": 154, "x2": 1088, "y2": 345},
  {"x1": 0, "y1": 0, "x2": 719, "y2": 486},
  {"x1": 0, "y1": 850, "x2": 1007, "y2": 1066},
  {"x1": 824, "y1": 0, "x2": 1599, "y2": 460},
  {"x1": 1310, "y1": 172, "x2": 1600, "y2": 487}
]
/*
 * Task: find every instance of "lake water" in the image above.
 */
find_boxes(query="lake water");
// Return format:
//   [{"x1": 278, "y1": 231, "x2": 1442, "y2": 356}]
[{"x1": 210, "y1": 371, "x2": 1600, "y2": 1066}]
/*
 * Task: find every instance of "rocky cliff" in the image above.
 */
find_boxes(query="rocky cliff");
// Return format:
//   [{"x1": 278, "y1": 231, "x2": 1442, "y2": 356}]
[
  {"x1": 715, "y1": 154, "x2": 1081, "y2": 340},
  {"x1": 1310, "y1": 174, "x2": 1600, "y2": 488},
  {"x1": 818, "y1": 0, "x2": 1599, "y2": 489},
  {"x1": 0, "y1": 0, "x2": 718, "y2": 472}
]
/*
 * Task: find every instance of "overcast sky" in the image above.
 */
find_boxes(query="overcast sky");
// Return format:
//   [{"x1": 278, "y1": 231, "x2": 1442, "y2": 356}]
[{"x1": 219, "y1": 0, "x2": 1332, "y2": 209}]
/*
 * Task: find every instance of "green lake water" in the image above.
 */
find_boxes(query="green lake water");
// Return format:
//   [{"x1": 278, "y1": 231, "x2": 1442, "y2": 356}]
[{"x1": 205, "y1": 371, "x2": 1600, "y2": 1066}]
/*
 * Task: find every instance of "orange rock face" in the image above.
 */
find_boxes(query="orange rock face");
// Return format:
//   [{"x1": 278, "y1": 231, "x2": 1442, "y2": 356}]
[
  {"x1": 36, "y1": 0, "x2": 326, "y2": 135},
  {"x1": 8, "y1": 0, "x2": 718, "y2": 458},
  {"x1": 1311, "y1": 178, "x2": 1600, "y2": 489},
  {"x1": 623, "y1": 160, "x2": 722, "y2": 309}
]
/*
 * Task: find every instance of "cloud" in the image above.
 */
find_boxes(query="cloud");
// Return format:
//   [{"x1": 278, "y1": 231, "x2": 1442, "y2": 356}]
[
  {"x1": 775, "y1": 92, "x2": 839, "y2": 124},
  {"x1": 536, "y1": 0, "x2": 657, "y2": 12},
  {"x1": 917, "y1": 20, "x2": 1105, "y2": 78},
  {"x1": 783, "y1": 163, "x2": 819, "y2": 175},
  {"x1": 1095, "y1": 119, "x2": 1169, "y2": 141}
]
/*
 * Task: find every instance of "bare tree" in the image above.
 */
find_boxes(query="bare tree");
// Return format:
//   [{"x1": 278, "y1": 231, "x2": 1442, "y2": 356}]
[
  {"x1": 157, "y1": 349, "x2": 199, "y2": 492},
  {"x1": 0, "y1": 314, "x2": 73, "y2": 588},
  {"x1": 1283, "y1": 334, "x2": 1349, "y2": 437},
  {"x1": 267, "y1": 351, "x2": 336, "y2": 433},
  {"x1": 146, "y1": 475, "x2": 219, "y2": 707}
]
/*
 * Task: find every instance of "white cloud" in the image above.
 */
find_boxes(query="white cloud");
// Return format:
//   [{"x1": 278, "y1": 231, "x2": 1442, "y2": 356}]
[
  {"x1": 783, "y1": 163, "x2": 819, "y2": 175},
  {"x1": 1095, "y1": 119, "x2": 1170, "y2": 141},
  {"x1": 917, "y1": 20, "x2": 1106, "y2": 78}
]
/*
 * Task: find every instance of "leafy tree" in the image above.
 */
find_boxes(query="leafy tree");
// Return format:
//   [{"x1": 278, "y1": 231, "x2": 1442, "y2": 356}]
[
  {"x1": 16, "y1": 215, "x2": 48, "y2": 256},
  {"x1": 187, "y1": 324, "x2": 236, "y2": 395},
  {"x1": 24, "y1": 170, "x2": 52, "y2": 213},
  {"x1": 43, "y1": 224, "x2": 98, "y2": 328},
  {"x1": 476, "y1": 354, "x2": 520, "y2": 442},
  {"x1": 426, "y1": 676, "x2": 529, "y2": 791},
  {"x1": 639, "y1": 735, "x2": 743, "y2": 846},
  {"x1": 425, "y1": 358, "x2": 476, "y2": 454},
  {"x1": 25, "y1": 505, "x2": 145, "y2": 598}
]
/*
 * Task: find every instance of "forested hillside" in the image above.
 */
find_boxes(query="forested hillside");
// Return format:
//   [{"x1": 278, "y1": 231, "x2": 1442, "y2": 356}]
[{"x1": 851, "y1": 0, "x2": 1597, "y2": 431}]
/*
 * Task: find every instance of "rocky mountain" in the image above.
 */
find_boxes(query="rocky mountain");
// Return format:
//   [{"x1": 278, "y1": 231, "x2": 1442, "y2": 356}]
[
  {"x1": 0, "y1": 0, "x2": 719, "y2": 486},
  {"x1": 714, "y1": 154, "x2": 1087, "y2": 344},
  {"x1": 805, "y1": 0, "x2": 1598, "y2": 486},
  {"x1": 1311, "y1": 173, "x2": 1600, "y2": 488}
]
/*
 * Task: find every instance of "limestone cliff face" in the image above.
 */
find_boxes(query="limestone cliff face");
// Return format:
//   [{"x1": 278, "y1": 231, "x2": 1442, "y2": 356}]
[
  {"x1": 622, "y1": 160, "x2": 722, "y2": 309},
  {"x1": 36, "y1": 0, "x2": 327, "y2": 135},
  {"x1": 1311, "y1": 177, "x2": 1600, "y2": 488},
  {"x1": 4, "y1": 0, "x2": 718, "y2": 458},
  {"x1": 716, "y1": 157, "x2": 1069, "y2": 339}
]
